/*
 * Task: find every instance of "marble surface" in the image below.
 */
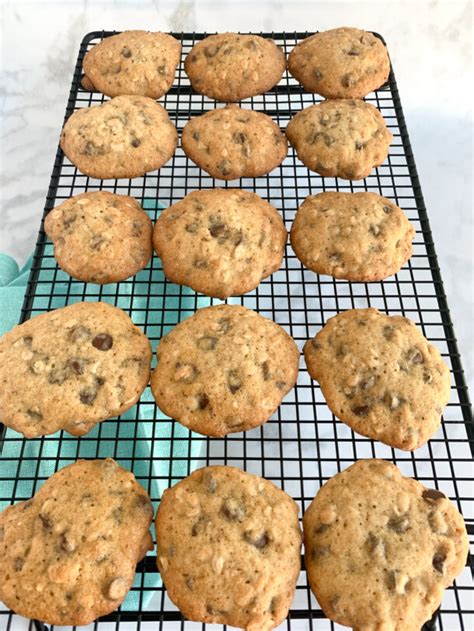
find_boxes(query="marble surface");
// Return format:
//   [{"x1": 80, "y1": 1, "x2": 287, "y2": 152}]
[{"x1": 1, "y1": 0, "x2": 472, "y2": 397}]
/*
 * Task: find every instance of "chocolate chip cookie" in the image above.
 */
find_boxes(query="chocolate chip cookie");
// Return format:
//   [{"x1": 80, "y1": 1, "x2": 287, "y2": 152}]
[
  {"x1": 303, "y1": 308, "x2": 451, "y2": 450},
  {"x1": 303, "y1": 459, "x2": 468, "y2": 630},
  {"x1": 0, "y1": 302, "x2": 151, "y2": 438},
  {"x1": 60, "y1": 95, "x2": 178, "y2": 179},
  {"x1": 184, "y1": 33, "x2": 285, "y2": 102},
  {"x1": 182, "y1": 105, "x2": 288, "y2": 180},
  {"x1": 82, "y1": 30, "x2": 181, "y2": 98},
  {"x1": 290, "y1": 192, "x2": 414, "y2": 281},
  {"x1": 288, "y1": 27, "x2": 390, "y2": 98},
  {"x1": 153, "y1": 189, "x2": 287, "y2": 298},
  {"x1": 155, "y1": 465, "x2": 302, "y2": 630},
  {"x1": 150, "y1": 304, "x2": 299, "y2": 437},
  {"x1": 286, "y1": 99, "x2": 392, "y2": 180},
  {"x1": 0, "y1": 458, "x2": 154, "y2": 626},
  {"x1": 45, "y1": 191, "x2": 153, "y2": 284}
]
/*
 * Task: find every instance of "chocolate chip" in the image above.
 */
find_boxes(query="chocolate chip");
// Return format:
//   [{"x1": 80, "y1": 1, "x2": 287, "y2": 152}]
[
  {"x1": 227, "y1": 370, "x2": 241, "y2": 394},
  {"x1": 312, "y1": 545, "x2": 330, "y2": 561},
  {"x1": 121, "y1": 47, "x2": 132, "y2": 58},
  {"x1": 194, "y1": 258, "x2": 208, "y2": 269},
  {"x1": 198, "y1": 393, "x2": 209, "y2": 410},
  {"x1": 69, "y1": 325, "x2": 91, "y2": 343},
  {"x1": 27, "y1": 409, "x2": 43, "y2": 422},
  {"x1": 92, "y1": 334, "x2": 113, "y2": 351},
  {"x1": 209, "y1": 222, "x2": 228, "y2": 239},
  {"x1": 157, "y1": 64, "x2": 166, "y2": 75},
  {"x1": 336, "y1": 344, "x2": 348, "y2": 358},
  {"x1": 383, "y1": 325, "x2": 394, "y2": 340},
  {"x1": 221, "y1": 498, "x2": 246, "y2": 522},
  {"x1": 39, "y1": 513, "x2": 52, "y2": 530},
  {"x1": 314, "y1": 68, "x2": 323, "y2": 81},
  {"x1": 197, "y1": 336, "x2": 217, "y2": 351},
  {"x1": 191, "y1": 515, "x2": 208, "y2": 536},
  {"x1": 355, "y1": 140, "x2": 365, "y2": 150},
  {"x1": 423, "y1": 489, "x2": 445, "y2": 502},
  {"x1": 407, "y1": 347, "x2": 424, "y2": 364},
  {"x1": 218, "y1": 160, "x2": 231, "y2": 176},
  {"x1": 48, "y1": 365, "x2": 69, "y2": 385},
  {"x1": 217, "y1": 317, "x2": 232, "y2": 334},
  {"x1": 185, "y1": 222, "x2": 199, "y2": 233},
  {"x1": 351, "y1": 405, "x2": 370, "y2": 416},
  {"x1": 423, "y1": 372, "x2": 433, "y2": 384},
  {"x1": 244, "y1": 531, "x2": 269, "y2": 549},
  {"x1": 233, "y1": 229, "x2": 243, "y2": 246},
  {"x1": 341, "y1": 73, "x2": 355, "y2": 88},
  {"x1": 232, "y1": 132, "x2": 247, "y2": 144},
  {"x1": 346, "y1": 47, "x2": 360, "y2": 56},
  {"x1": 84, "y1": 140, "x2": 105, "y2": 156},
  {"x1": 192, "y1": 131, "x2": 200, "y2": 141},
  {"x1": 14, "y1": 557, "x2": 24, "y2": 571},
  {"x1": 383, "y1": 205, "x2": 393, "y2": 214},
  {"x1": 433, "y1": 550, "x2": 446, "y2": 573},
  {"x1": 261, "y1": 361, "x2": 271, "y2": 381},
  {"x1": 23, "y1": 336, "x2": 33, "y2": 346},
  {"x1": 131, "y1": 138, "x2": 141, "y2": 148},
  {"x1": 69, "y1": 358, "x2": 85, "y2": 375},
  {"x1": 79, "y1": 377, "x2": 104, "y2": 405},
  {"x1": 386, "y1": 569, "x2": 397, "y2": 590},
  {"x1": 387, "y1": 514, "x2": 409, "y2": 533}
]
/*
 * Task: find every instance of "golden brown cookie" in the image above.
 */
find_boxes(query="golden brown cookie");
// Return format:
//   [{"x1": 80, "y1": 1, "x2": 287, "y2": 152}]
[
  {"x1": 60, "y1": 95, "x2": 178, "y2": 179},
  {"x1": 0, "y1": 458, "x2": 154, "y2": 626},
  {"x1": 0, "y1": 302, "x2": 151, "y2": 438},
  {"x1": 303, "y1": 459, "x2": 468, "y2": 631},
  {"x1": 153, "y1": 188, "x2": 287, "y2": 298},
  {"x1": 288, "y1": 27, "x2": 390, "y2": 98},
  {"x1": 45, "y1": 191, "x2": 153, "y2": 284},
  {"x1": 303, "y1": 308, "x2": 451, "y2": 450},
  {"x1": 83, "y1": 30, "x2": 181, "y2": 98},
  {"x1": 150, "y1": 304, "x2": 299, "y2": 437},
  {"x1": 155, "y1": 465, "x2": 302, "y2": 630},
  {"x1": 290, "y1": 192, "x2": 414, "y2": 281},
  {"x1": 184, "y1": 33, "x2": 285, "y2": 101},
  {"x1": 285, "y1": 99, "x2": 392, "y2": 180},
  {"x1": 182, "y1": 104, "x2": 288, "y2": 180}
]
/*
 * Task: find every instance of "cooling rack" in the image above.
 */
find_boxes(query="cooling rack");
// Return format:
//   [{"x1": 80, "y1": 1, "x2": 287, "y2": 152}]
[{"x1": 0, "y1": 31, "x2": 472, "y2": 631}]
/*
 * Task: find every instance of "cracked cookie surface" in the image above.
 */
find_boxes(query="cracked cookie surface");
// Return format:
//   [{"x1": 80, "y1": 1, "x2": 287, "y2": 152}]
[
  {"x1": 60, "y1": 95, "x2": 178, "y2": 179},
  {"x1": 185, "y1": 32, "x2": 285, "y2": 102},
  {"x1": 303, "y1": 459, "x2": 468, "y2": 631},
  {"x1": 286, "y1": 99, "x2": 392, "y2": 180},
  {"x1": 288, "y1": 27, "x2": 390, "y2": 98},
  {"x1": 151, "y1": 304, "x2": 299, "y2": 437},
  {"x1": 45, "y1": 191, "x2": 153, "y2": 284},
  {"x1": 0, "y1": 458, "x2": 154, "y2": 626},
  {"x1": 182, "y1": 104, "x2": 288, "y2": 180},
  {"x1": 153, "y1": 189, "x2": 287, "y2": 298},
  {"x1": 82, "y1": 30, "x2": 181, "y2": 99},
  {"x1": 0, "y1": 302, "x2": 151, "y2": 438},
  {"x1": 155, "y1": 465, "x2": 302, "y2": 630},
  {"x1": 290, "y1": 192, "x2": 414, "y2": 281},
  {"x1": 303, "y1": 308, "x2": 451, "y2": 450}
]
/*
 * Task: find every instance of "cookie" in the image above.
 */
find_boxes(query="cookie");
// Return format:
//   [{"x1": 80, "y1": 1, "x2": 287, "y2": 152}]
[
  {"x1": 288, "y1": 27, "x2": 390, "y2": 98},
  {"x1": 303, "y1": 308, "x2": 451, "y2": 450},
  {"x1": 0, "y1": 458, "x2": 154, "y2": 625},
  {"x1": 0, "y1": 302, "x2": 151, "y2": 438},
  {"x1": 184, "y1": 33, "x2": 285, "y2": 102},
  {"x1": 285, "y1": 99, "x2": 392, "y2": 180},
  {"x1": 182, "y1": 104, "x2": 288, "y2": 180},
  {"x1": 150, "y1": 304, "x2": 299, "y2": 437},
  {"x1": 303, "y1": 459, "x2": 468, "y2": 630},
  {"x1": 290, "y1": 192, "x2": 414, "y2": 281},
  {"x1": 60, "y1": 95, "x2": 178, "y2": 179},
  {"x1": 153, "y1": 189, "x2": 287, "y2": 298},
  {"x1": 45, "y1": 191, "x2": 153, "y2": 284},
  {"x1": 83, "y1": 30, "x2": 181, "y2": 99},
  {"x1": 155, "y1": 465, "x2": 302, "y2": 630}
]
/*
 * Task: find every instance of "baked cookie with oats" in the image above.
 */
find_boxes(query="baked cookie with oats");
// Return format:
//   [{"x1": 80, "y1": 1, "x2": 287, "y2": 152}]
[
  {"x1": 151, "y1": 304, "x2": 299, "y2": 437},
  {"x1": 286, "y1": 99, "x2": 392, "y2": 180},
  {"x1": 303, "y1": 459, "x2": 468, "y2": 631},
  {"x1": 185, "y1": 32, "x2": 285, "y2": 101},
  {"x1": 288, "y1": 27, "x2": 390, "y2": 98},
  {"x1": 82, "y1": 30, "x2": 181, "y2": 99},
  {"x1": 0, "y1": 458, "x2": 154, "y2": 626},
  {"x1": 153, "y1": 188, "x2": 287, "y2": 298},
  {"x1": 290, "y1": 191, "x2": 414, "y2": 281},
  {"x1": 303, "y1": 308, "x2": 451, "y2": 450},
  {"x1": 45, "y1": 191, "x2": 153, "y2": 284},
  {"x1": 60, "y1": 95, "x2": 178, "y2": 179},
  {"x1": 182, "y1": 104, "x2": 287, "y2": 180},
  {"x1": 155, "y1": 465, "x2": 302, "y2": 630},
  {"x1": 0, "y1": 302, "x2": 151, "y2": 438}
]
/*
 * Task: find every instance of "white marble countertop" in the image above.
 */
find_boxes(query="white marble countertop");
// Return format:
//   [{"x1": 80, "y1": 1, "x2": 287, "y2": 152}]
[{"x1": 1, "y1": 0, "x2": 472, "y2": 395}]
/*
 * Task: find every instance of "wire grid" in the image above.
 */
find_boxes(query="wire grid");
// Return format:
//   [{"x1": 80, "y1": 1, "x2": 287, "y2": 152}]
[{"x1": 0, "y1": 31, "x2": 473, "y2": 631}]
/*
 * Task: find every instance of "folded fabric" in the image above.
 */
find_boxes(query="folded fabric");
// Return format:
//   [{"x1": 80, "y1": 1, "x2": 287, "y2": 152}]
[{"x1": 0, "y1": 200, "x2": 210, "y2": 611}]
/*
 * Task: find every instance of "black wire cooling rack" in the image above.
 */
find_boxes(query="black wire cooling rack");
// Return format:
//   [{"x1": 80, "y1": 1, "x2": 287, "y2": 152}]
[{"x1": 0, "y1": 31, "x2": 473, "y2": 631}]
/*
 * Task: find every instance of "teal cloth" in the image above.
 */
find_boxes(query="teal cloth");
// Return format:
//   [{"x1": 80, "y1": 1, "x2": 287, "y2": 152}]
[{"x1": 0, "y1": 201, "x2": 209, "y2": 611}]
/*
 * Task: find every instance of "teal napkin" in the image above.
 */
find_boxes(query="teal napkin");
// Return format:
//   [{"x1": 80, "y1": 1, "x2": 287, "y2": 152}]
[{"x1": 0, "y1": 200, "x2": 210, "y2": 611}]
